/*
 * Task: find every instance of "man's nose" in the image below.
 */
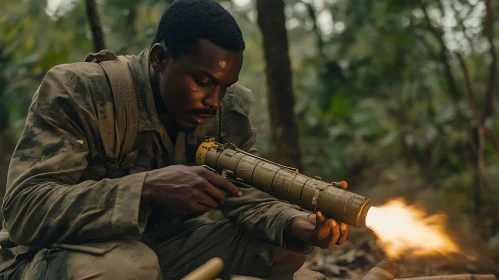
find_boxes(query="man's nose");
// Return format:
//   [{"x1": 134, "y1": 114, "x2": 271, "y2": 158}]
[{"x1": 202, "y1": 88, "x2": 224, "y2": 110}]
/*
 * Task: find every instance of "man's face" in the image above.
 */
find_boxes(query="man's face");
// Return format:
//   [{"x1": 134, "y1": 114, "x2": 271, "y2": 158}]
[{"x1": 156, "y1": 40, "x2": 243, "y2": 130}]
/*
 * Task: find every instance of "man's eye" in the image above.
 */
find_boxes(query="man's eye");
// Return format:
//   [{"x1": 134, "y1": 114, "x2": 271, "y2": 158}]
[{"x1": 195, "y1": 78, "x2": 211, "y2": 87}]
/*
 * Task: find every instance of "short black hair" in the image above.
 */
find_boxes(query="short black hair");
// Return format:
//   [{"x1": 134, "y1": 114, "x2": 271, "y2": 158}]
[{"x1": 152, "y1": 0, "x2": 245, "y2": 58}]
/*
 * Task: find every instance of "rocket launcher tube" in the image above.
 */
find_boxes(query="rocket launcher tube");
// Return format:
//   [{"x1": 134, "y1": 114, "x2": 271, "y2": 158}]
[{"x1": 196, "y1": 140, "x2": 371, "y2": 228}]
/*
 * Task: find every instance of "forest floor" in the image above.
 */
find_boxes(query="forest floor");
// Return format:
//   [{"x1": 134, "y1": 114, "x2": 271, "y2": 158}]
[{"x1": 302, "y1": 230, "x2": 499, "y2": 279}]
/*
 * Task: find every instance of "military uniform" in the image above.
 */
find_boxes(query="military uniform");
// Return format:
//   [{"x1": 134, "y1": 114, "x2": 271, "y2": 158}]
[{"x1": 0, "y1": 49, "x2": 313, "y2": 279}]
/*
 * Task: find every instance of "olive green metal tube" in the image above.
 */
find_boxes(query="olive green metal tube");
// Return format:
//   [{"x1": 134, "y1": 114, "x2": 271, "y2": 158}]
[{"x1": 196, "y1": 140, "x2": 371, "y2": 228}]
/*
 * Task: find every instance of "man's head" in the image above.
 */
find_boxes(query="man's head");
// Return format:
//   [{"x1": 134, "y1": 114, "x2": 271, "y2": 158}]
[{"x1": 149, "y1": 0, "x2": 245, "y2": 130}]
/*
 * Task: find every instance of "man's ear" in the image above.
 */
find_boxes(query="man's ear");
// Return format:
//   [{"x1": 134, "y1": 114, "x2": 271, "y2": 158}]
[{"x1": 150, "y1": 43, "x2": 170, "y2": 73}]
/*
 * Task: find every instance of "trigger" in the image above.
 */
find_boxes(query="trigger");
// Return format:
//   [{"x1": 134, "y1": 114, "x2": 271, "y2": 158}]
[{"x1": 221, "y1": 169, "x2": 234, "y2": 179}]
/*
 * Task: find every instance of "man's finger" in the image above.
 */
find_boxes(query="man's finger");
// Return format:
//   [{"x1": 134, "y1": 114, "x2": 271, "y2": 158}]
[
  {"x1": 308, "y1": 214, "x2": 317, "y2": 226},
  {"x1": 193, "y1": 202, "x2": 212, "y2": 213},
  {"x1": 203, "y1": 183, "x2": 227, "y2": 205},
  {"x1": 198, "y1": 193, "x2": 219, "y2": 209},
  {"x1": 327, "y1": 220, "x2": 341, "y2": 248},
  {"x1": 315, "y1": 211, "x2": 325, "y2": 228},
  {"x1": 315, "y1": 212, "x2": 332, "y2": 241},
  {"x1": 201, "y1": 169, "x2": 242, "y2": 197},
  {"x1": 336, "y1": 223, "x2": 348, "y2": 245}
]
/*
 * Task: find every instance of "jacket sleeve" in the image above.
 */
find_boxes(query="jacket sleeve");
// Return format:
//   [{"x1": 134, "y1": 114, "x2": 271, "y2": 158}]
[
  {"x1": 220, "y1": 85, "x2": 313, "y2": 253},
  {"x1": 2, "y1": 65, "x2": 146, "y2": 246}
]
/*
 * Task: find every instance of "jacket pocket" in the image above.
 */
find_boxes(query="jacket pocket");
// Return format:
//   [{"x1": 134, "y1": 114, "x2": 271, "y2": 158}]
[{"x1": 50, "y1": 238, "x2": 124, "y2": 256}]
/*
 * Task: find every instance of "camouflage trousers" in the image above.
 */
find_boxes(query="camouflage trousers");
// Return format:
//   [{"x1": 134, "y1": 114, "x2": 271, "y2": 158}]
[{"x1": 0, "y1": 218, "x2": 309, "y2": 280}]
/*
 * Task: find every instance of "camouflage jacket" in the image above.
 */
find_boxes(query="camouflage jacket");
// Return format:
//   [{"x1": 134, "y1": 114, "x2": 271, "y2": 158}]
[{"x1": 2, "y1": 49, "x2": 309, "y2": 252}]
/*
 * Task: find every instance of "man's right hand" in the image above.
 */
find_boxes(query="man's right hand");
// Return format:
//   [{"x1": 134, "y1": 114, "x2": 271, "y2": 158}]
[{"x1": 141, "y1": 165, "x2": 242, "y2": 215}]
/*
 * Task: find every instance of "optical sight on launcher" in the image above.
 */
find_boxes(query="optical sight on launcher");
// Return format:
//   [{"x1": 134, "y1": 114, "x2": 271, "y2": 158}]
[{"x1": 196, "y1": 139, "x2": 371, "y2": 228}]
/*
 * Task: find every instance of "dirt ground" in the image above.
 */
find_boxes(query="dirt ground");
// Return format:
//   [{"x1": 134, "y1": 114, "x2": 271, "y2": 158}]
[{"x1": 301, "y1": 229, "x2": 499, "y2": 279}]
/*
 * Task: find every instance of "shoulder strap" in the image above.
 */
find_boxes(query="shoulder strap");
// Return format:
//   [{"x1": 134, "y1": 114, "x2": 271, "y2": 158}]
[{"x1": 99, "y1": 57, "x2": 139, "y2": 156}]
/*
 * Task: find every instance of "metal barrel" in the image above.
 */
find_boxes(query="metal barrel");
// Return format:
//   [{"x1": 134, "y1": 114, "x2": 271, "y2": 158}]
[{"x1": 196, "y1": 140, "x2": 371, "y2": 228}]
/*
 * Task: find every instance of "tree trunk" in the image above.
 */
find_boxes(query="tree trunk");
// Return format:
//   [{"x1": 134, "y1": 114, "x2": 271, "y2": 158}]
[
  {"x1": 256, "y1": 0, "x2": 304, "y2": 172},
  {"x1": 422, "y1": 1, "x2": 460, "y2": 102},
  {"x1": 85, "y1": 0, "x2": 106, "y2": 52},
  {"x1": 483, "y1": 0, "x2": 496, "y2": 120},
  {"x1": 305, "y1": 2, "x2": 326, "y2": 58},
  {"x1": 456, "y1": 52, "x2": 485, "y2": 225}
]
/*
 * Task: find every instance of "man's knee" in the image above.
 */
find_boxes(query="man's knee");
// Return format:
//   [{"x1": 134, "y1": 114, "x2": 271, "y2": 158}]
[{"x1": 67, "y1": 239, "x2": 161, "y2": 280}]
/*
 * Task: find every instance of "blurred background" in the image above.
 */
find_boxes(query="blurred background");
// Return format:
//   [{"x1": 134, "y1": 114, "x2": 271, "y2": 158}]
[{"x1": 1, "y1": 0, "x2": 498, "y2": 278}]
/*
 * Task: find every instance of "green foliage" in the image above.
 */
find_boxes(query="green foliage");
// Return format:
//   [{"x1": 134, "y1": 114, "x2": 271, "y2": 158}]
[{"x1": 286, "y1": 0, "x2": 499, "y2": 241}]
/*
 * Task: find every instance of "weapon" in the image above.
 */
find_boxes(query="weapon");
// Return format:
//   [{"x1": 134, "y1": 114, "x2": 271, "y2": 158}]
[{"x1": 196, "y1": 139, "x2": 371, "y2": 228}]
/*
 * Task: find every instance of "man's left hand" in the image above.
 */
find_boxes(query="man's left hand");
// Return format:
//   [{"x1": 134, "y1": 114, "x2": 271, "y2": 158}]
[{"x1": 286, "y1": 211, "x2": 349, "y2": 249}]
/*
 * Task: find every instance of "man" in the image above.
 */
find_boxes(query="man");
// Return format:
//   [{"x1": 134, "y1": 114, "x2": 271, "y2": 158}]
[{"x1": 0, "y1": 0, "x2": 348, "y2": 279}]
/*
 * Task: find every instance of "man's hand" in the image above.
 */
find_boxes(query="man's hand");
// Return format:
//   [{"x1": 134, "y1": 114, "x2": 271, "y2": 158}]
[
  {"x1": 141, "y1": 165, "x2": 242, "y2": 215},
  {"x1": 285, "y1": 211, "x2": 348, "y2": 249}
]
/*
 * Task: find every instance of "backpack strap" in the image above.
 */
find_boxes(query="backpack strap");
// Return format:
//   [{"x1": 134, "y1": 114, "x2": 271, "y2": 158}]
[
  {"x1": 85, "y1": 50, "x2": 139, "y2": 157},
  {"x1": 100, "y1": 59, "x2": 139, "y2": 156}
]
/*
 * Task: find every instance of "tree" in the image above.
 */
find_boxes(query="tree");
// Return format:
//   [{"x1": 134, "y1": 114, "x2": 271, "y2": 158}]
[
  {"x1": 85, "y1": 0, "x2": 106, "y2": 51},
  {"x1": 256, "y1": 0, "x2": 304, "y2": 171},
  {"x1": 454, "y1": 0, "x2": 497, "y2": 227}
]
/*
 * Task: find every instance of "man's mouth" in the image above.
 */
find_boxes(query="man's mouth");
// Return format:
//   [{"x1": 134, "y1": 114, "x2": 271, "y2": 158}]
[
  {"x1": 192, "y1": 113, "x2": 214, "y2": 124},
  {"x1": 195, "y1": 114, "x2": 213, "y2": 119}
]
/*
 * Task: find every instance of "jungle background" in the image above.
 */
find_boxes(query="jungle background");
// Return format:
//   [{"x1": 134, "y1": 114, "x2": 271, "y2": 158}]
[{"x1": 1, "y1": 0, "x2": 499, "y2": 278}]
